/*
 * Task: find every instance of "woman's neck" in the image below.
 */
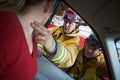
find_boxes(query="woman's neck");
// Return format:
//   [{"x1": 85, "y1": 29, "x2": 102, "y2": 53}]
[{"x1": 17, "y1": 13, "x2": 34, "y2": 54}]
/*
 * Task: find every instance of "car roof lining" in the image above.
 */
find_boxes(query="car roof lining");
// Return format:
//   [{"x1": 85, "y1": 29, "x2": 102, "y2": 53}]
[{"x1": 63, "y1": 0, "x2": 120, "y2": 33}]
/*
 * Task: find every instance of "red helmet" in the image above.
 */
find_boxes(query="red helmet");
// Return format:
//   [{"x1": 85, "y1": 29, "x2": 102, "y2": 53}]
[{"x1": 63, "y1": 8, "x2": 81, "y2": 23}]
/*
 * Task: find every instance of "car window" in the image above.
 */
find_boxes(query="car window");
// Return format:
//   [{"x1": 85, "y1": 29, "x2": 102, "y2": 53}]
[
  {"x1": 48, "y1": 1, "x2": 110, "y2": 79},
  {"x1": 115, "y1": 39, "x2": 120, "y2": 61}
]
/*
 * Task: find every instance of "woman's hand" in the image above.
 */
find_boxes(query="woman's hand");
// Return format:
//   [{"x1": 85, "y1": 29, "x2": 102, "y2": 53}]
[{"x1": 31, "y1": 21, "x2": 56, "y2": 53}]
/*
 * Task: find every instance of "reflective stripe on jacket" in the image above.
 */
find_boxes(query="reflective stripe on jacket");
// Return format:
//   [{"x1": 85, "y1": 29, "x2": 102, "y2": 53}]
[{"x1": 48, "y1": 26, "x2": 80, "y2": 67}]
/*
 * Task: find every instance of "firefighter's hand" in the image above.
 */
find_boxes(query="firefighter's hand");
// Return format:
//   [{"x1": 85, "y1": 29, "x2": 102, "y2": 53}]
[{"x1": 31, "y1": 21, "x2": 56, "y2": 53}]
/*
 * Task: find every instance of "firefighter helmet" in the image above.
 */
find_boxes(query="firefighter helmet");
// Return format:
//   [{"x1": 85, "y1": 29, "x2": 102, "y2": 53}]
[{"x1": 63, "y1": 8, "x2": 81, "y2": 23}]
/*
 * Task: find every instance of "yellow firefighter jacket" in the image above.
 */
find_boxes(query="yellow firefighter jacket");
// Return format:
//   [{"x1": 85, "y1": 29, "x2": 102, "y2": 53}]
[
  {"x1": 62, "y1": 48, "x2": 109, "y2": 80},
  {"x1": 46, "y1": 26, "x2": 80, "y2": 68}
]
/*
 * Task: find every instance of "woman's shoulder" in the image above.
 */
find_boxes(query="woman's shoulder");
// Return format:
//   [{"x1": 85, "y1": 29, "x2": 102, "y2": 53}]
[
  {"x1": 0, "y1": 10, "x2": 22, "y2": 38},
  {"x1": 0, "y1": 10, "x2": 17, "y2": 24},
  {"x1": 0, "y1": 10, "x2": 15, "y2": 17}
]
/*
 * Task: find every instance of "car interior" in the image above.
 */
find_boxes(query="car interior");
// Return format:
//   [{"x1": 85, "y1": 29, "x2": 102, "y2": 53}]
[{"x1": 35, "y1": 0, "x2": 120, "y2": 80}]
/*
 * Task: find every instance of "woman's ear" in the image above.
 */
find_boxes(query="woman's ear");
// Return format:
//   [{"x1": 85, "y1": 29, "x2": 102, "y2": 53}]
[{"x1": 44, "y1": 0, "x2": 53, "y2": 13}]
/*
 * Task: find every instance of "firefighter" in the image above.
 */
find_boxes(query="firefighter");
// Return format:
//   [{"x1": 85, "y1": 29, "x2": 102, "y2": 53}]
[
  {"x1": 33, "y1": 8, "x2": 81, "y2": 67},
  {"x1": 64, "y1": 34, "x2": 109, "y2": 80}
]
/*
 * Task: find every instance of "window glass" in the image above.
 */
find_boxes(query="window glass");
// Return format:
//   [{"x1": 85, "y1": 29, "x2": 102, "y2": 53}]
[
  {"x1": 115, "y1": 40, "x2": 120, "y2": 61},
  {"x1": 48, "y1": 1, "x2": 109, "y2": 79}
]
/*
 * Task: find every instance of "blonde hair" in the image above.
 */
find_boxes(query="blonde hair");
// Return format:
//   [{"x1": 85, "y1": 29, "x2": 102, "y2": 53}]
[
  {"x1": 0, "y1": 0, "x2": 54, "y2": 11},
  {"x1": 0, "y1": 0, "x2": 25, "y2": 11}
]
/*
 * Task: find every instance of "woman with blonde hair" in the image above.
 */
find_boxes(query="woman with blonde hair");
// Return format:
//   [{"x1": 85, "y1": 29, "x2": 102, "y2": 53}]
[{"x1": 0, "y1": 0, "x2": 55, "y2": 80}]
